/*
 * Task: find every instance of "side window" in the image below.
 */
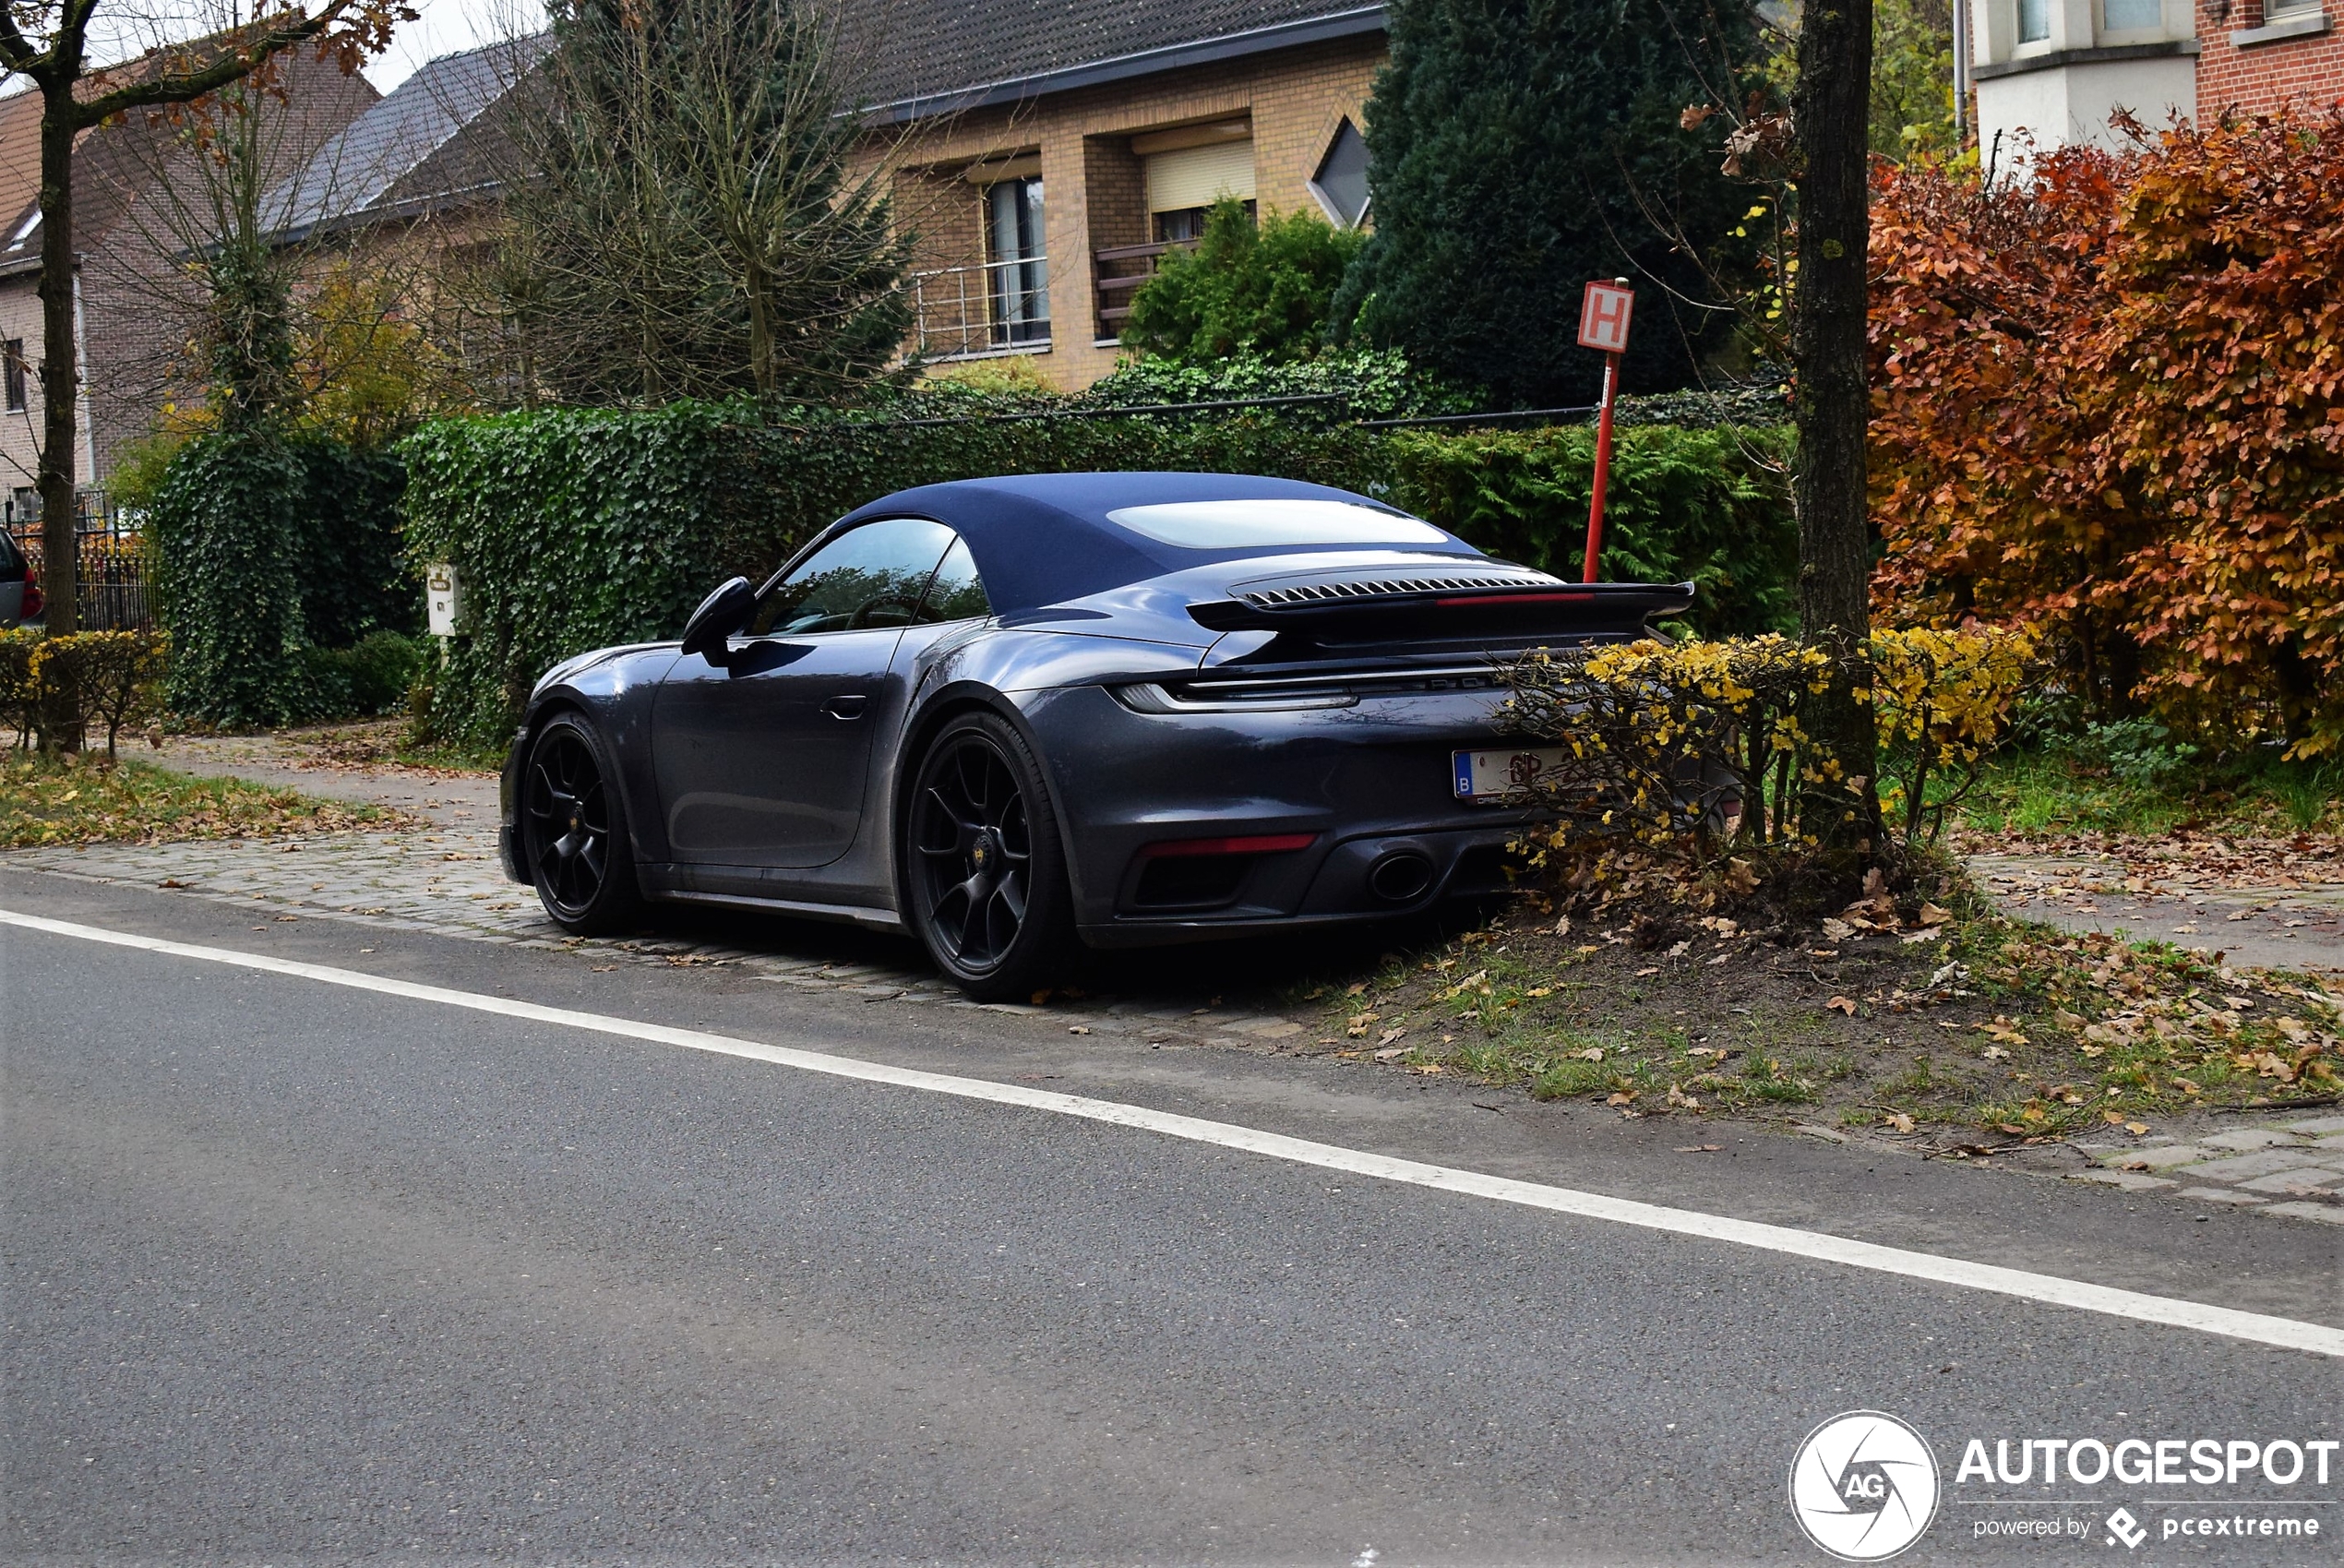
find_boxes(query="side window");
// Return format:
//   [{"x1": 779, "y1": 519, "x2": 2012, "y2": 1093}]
[
  {"x1": 749, "y1": 518, "x2": 954, "y2": 636},
  {"x1": 915, "y1": 536, "x2": 991, "y2": 623}
]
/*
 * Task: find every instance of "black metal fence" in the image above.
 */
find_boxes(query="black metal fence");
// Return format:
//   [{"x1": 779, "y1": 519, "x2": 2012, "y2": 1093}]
[{"x1": 8, "y1": 495, "x2": 153, "y2": 629}]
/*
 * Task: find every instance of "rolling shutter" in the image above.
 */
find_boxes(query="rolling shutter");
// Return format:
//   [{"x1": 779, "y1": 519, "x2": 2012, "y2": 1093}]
[{"x1": 1144, "y1": 138, "x2": 1255, "y2": 214}]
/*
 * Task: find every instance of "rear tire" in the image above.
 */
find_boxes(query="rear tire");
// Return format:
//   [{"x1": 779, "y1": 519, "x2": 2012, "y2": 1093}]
[
  {"x1": 521, "y1": 713, "x2": 643, "y2": 936},
  {"x1": 903, "y1": 712, "x2": 1076, "y2": 1000}
]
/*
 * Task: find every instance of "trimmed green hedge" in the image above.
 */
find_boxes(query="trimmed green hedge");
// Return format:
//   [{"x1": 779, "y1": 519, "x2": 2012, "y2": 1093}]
[
  {"x1": 149, "y1": 431, "x2": 418, "y2": 728},
  {"x1": 402, "y1": 402, "x2": 1794, "y2": 749}
]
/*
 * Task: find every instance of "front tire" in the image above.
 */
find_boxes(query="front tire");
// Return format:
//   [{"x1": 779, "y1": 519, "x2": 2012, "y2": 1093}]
[
  {"x1": 521, "y1": 713, "x2": 643, "y2": 936},
  {"x1": 904, "y1": 712, "x2": 1076, "y2": 1000}
]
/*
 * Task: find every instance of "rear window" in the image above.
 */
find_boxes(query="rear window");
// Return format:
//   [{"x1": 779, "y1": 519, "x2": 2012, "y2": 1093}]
[
  {"x1": 0, "y1": 531, "x2": 22, "y2": 575},
  {"x1": 1104, "y1": 499, "x2": 1452, "y2": 550}
]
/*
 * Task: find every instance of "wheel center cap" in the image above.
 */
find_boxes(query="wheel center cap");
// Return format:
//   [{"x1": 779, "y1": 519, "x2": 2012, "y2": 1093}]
[{"x1": 972, "y1": 837, "x2": 992, "y2": 870}]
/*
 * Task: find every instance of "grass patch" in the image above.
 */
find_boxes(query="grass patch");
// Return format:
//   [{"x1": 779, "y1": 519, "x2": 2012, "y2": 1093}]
[
  {"x1": 0, "y1": 751, "x2": 413, "y2": 846},
  {"x1": 1960, "y1": 745, "x2": 2340, "y2": 840},
  {"x1": 1297, "y1": 893, "x2": 2340, "y2": 1139}
]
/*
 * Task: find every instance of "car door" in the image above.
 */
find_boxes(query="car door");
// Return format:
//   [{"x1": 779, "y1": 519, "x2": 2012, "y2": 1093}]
[{"x1": 652, "y1": 517, "x2": 955, "y2": 869}]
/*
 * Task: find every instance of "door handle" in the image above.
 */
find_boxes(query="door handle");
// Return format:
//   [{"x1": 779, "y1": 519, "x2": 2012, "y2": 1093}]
[{"x1": 821, "y1": 694, "x2": 868, "y2": 721}]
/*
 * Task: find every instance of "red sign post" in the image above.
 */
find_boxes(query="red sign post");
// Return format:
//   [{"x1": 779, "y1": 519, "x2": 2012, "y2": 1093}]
[{"x1": 1576, "y1": 278, "x2": 1634, "y2": 583}]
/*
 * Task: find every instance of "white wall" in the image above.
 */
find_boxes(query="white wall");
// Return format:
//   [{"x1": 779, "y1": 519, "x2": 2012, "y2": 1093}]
[{"x1": 1976, "y1": 54, "x2": 2197, "y2": 171}]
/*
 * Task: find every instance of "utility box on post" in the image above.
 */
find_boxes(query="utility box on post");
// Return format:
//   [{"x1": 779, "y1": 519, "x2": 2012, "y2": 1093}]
[{"x1": 426, "y1": 564, "x2": 461, "y2": 638}]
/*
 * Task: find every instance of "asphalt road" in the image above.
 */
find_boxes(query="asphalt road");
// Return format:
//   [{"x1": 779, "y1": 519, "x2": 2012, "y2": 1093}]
[{"x1": 4, "y1": 869, "x2": 2339, "y2": 1565}]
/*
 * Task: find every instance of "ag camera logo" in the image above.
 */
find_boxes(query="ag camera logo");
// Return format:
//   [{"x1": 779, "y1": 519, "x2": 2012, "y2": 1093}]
[{"x1": 1790, "y1": 1411, "x2": 1942, "y2": 1562}]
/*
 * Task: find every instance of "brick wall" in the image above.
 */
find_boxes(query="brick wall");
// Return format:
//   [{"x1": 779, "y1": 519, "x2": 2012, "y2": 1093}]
[
  {"x1": 2195, "y1": 0, "x2": 2344, "y2": 118},
  {"x1": 869, "y1": 30, "x2": 1386, "y2": 389}
]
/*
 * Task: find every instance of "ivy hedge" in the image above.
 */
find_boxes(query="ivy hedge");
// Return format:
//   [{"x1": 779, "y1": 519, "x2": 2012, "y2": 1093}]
[
  {"x1": 149, "y1": 431, "x2": 419, "y2": 728},
  {"x1": 401, "y1": 401, "x2": 1795, "y2": 750}
]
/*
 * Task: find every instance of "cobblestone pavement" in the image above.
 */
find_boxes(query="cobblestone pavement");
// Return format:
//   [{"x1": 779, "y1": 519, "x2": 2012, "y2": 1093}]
[
  {"x1": 2071, "y1": 1116, "x2": 2344, "y2": 1224},
  {"x1": 1968, "y1": 853, "x2": 2344, "y2": 972}
]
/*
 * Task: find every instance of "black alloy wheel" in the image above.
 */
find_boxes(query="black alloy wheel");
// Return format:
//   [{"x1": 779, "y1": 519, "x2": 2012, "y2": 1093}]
[
  {"x1": 906, "y1": 712, "x2": 1073, "y2": 999},
  {"x1": 523, "y1": 715, "x2": 641, "y2": 934}
]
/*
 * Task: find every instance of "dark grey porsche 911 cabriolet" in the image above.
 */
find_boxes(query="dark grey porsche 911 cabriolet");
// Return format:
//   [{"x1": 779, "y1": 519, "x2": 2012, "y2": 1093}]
[{"x1": 499, "y1": 472, "x2": 1690, "y2": 998}]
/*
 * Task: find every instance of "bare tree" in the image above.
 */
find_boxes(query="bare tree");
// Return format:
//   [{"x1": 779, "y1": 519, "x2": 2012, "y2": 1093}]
[
  {"x1": 0, "y1": 0, "x2": 405, "y2": 684},
  {"x1": 81, "y1": 40, "x2": 377, "y2": 444},
  {"x1": 100, "y1": 58, "x2": 481, "y2": 445},
  {"x1": 498, "y1": 0, "x2": 912, "y2": 405}
]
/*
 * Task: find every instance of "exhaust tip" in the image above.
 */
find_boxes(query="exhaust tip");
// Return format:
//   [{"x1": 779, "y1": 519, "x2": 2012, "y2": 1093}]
[{"x1": 1368, "y1": 850, "x2": 1435, "y2": 904}]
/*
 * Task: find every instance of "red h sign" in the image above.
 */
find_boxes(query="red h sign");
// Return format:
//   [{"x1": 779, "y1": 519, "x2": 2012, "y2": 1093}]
[
  {"x1": 1577, "y1": 279, "x2": 1634, "y2": 583},
  {"x1": 1578, "y1": 280, "x2": 1634, "y2": 353}
]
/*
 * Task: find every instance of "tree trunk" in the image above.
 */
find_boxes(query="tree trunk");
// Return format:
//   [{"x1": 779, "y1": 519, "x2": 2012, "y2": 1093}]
[
  {"x1": 35, "y1": 83, "x2": 78, "y2": 643},
  {"x1": 1792, "y1": 0, "x2": 1880, "y2": 859},
  {"x1": 747, "y1": 262, "x2": 773, "y2": 401},
  {"x1": 35, "y1": 80, "x2": 82, "y2": 750}
]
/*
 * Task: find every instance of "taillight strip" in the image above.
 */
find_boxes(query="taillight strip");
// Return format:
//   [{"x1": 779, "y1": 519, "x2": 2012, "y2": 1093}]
[{"x1": 1139, "y1": 832, "x2": 1319, "y2": 859}]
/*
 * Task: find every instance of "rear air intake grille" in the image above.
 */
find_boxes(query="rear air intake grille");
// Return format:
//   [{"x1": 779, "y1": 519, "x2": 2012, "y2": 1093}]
[{"x1": 1235, "y1": 572, "x2": 1558, "y2": 610}]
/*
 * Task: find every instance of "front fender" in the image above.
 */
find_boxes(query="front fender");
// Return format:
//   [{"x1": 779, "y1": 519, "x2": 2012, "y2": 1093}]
[{"x1": 501, "y1": 646, "x2": 682, "y2": 877}]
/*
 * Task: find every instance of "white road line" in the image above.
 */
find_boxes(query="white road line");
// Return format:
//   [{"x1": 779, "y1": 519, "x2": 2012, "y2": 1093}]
[{"x1": 6, "y1": 904, "x2": 2340, "y2": 1359}]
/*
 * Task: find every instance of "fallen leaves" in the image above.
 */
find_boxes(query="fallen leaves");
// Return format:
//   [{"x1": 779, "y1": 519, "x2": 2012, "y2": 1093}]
[
  {"x1": 1827, "y1": 996, "x2": 1859, "y2": 1015},
  {"x1": 1, "y1": 754, "x2": 413, "y2": 848}
]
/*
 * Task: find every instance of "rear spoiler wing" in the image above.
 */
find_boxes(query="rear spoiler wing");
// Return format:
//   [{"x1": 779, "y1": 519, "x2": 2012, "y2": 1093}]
[{"x1": 1187, "y1": 579, "x2": 1697, "y2": 639}]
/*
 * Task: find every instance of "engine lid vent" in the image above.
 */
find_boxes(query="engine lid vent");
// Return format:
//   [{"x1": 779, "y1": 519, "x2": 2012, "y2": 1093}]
[{"x1": 1232, "y1": 569, "x2": 1560, "y2": 610}]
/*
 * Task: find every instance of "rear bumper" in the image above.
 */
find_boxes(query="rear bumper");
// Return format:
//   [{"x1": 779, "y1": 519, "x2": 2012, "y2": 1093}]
[
  {"x1": 1023, "y1": 683, "x2": 1541, "y2": 943},
  {"x1": 1075, "y1": 820, "x2": 1528, "y2": 948}
]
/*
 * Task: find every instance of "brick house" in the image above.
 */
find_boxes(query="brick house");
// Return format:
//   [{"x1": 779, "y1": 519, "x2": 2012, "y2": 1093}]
[
  {"x1": 869, "y1": 0, "x2": 1387, "y2": 389},
  {"x1": 258, "y1": 36, "x2": 547, "y2": 406},
  {"x1": 1969, "y1": 0, "x2": 2338, "y2": 161},
  {"x1": 2195, "y1": 0, "x2": 2344, "y2": 115},
  {"x1": 0, "y1": 54, "x2": 377, "y2": 520}
]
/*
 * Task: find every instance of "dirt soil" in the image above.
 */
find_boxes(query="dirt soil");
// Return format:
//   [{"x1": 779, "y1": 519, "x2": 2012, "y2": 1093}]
[{"x1": 1281, "y1": 892, "x2": 2341, "y2": 1165}]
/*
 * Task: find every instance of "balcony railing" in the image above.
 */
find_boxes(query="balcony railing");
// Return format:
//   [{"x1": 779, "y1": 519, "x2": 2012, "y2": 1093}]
[
  {"x1": 1092, "y1": 237, "x2": 1197, "y2": 339},
  {"x1": 908, "y1": 255, "x2": 1050, "y2": 361}
]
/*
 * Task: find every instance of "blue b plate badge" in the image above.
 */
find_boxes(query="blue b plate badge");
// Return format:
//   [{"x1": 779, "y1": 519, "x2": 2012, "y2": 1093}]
[{"x1": 1453, "y1": 747, "x2": 1567, "y2": 803}]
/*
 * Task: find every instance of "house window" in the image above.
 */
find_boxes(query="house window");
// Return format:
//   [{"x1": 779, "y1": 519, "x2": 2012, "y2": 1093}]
[
  {"x1": 2265, "y1": 0, "x2": 2319, "y2": 17},
  {"x1": 986, "y1": 175, "x2": 1048, "y2": 347},
  {"x1": 3, "y1": 340, "x2": 23, "y2": 413},
  {"x1": 2102, "y1": 0, "x2": 2161, "y2": 29},
  {"x1": 1144, "y1": 138, "x2": 1255, "y2": 239},
  {"x1": 9, "y1": 486, "x2": 37, "y2": 523},
  {"x1": 2018, "y1": 0, "x2": 2051, "y2": 40},
  {"x1": 1310, "y1": 117, "x2": 1372, "y2": 229},
  {"x1": 1154, "y1": 201, "x2": 1254, "y2": 243}
]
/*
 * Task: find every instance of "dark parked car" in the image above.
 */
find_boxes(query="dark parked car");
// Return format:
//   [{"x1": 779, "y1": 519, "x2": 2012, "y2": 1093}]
[
  {"x1": 0, "y1": 530, "x2": 33, "y2": 628},
  {"x1": 499, "y1": 473, "x2": 1689, "y2": 998}
]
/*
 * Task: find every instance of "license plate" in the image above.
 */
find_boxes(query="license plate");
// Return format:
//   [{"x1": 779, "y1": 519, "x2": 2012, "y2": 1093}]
[{"x1": 1453, "y1": 747, "x2": 1567, "y2": 802}]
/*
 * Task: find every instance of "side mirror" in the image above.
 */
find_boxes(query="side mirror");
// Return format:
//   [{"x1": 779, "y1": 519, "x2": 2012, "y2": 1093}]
[{"x1": 680, "y1": 576, "x2": 756, "y2": 665}]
